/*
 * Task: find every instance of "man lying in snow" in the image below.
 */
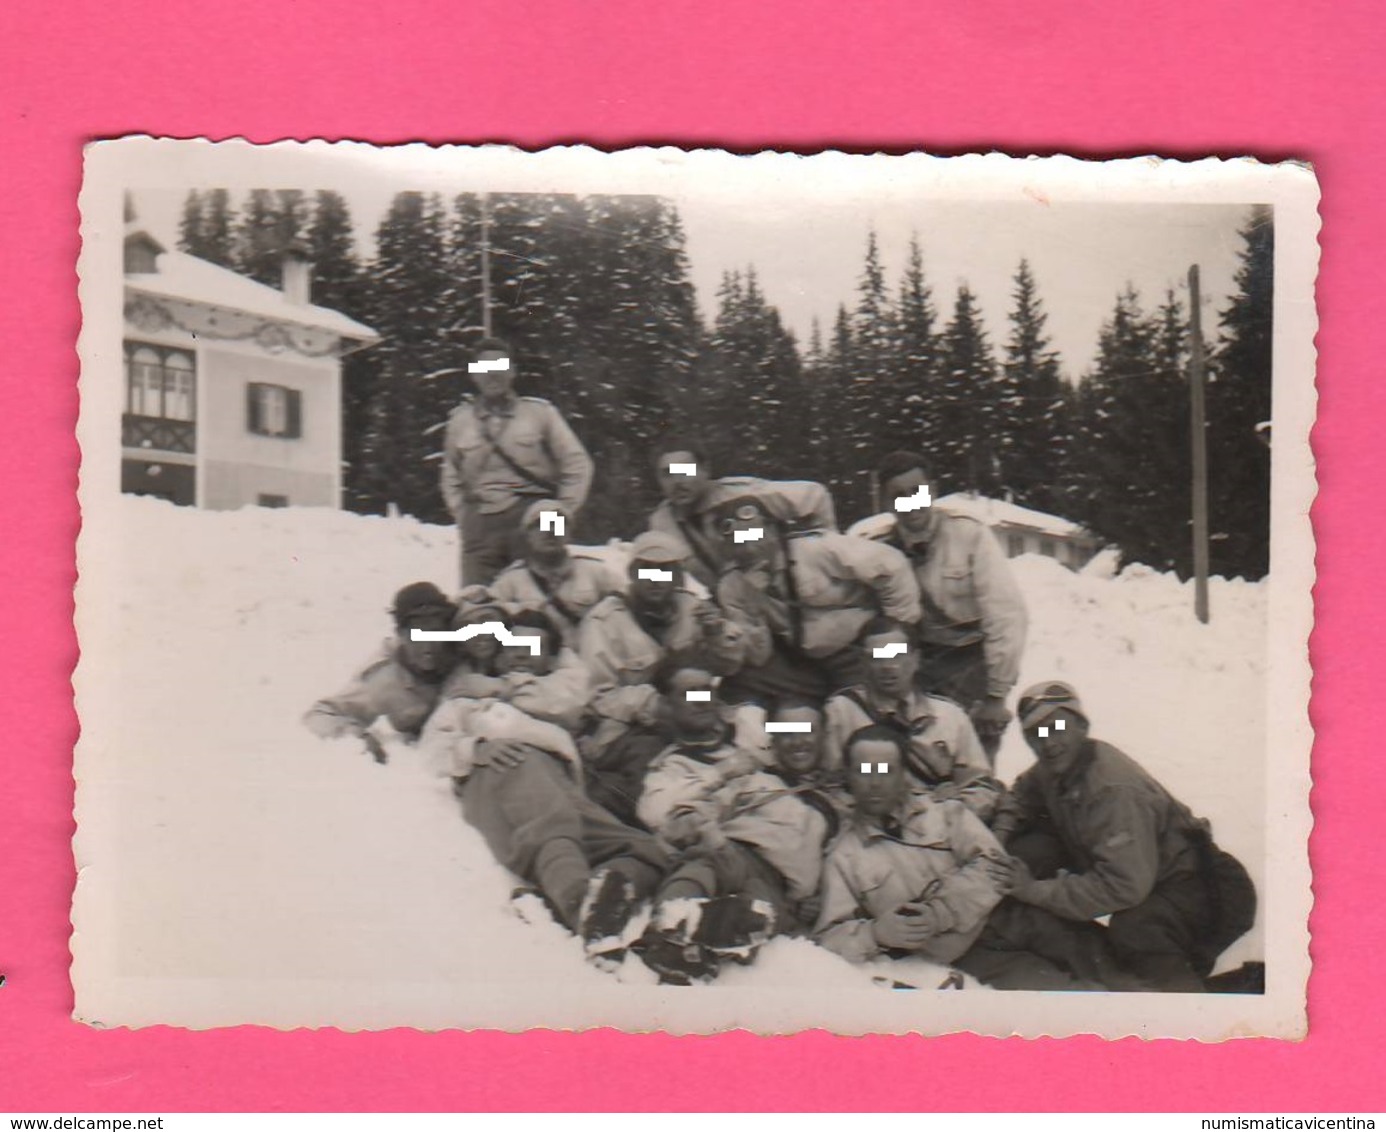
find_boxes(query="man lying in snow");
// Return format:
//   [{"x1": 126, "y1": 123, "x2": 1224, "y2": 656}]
[
  {"x1": 815, "y1": 724, "x2": 1135, "y2": 990},
  {"x1": 989, "y1": 680, "x2": 1258, "y2": 992},
  {"x1": 633, "y1": 667, "x2": 837, "y2": 984},
  {"x1": 302, "y1": 581, "x2": 459, "y2": 763},
  {"x1": 416, "y1": 608, "x2": 668, "y2": 961}
]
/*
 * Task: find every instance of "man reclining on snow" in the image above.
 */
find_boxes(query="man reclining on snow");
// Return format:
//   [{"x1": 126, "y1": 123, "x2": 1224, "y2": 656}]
[
  {"x1": 303, "y1": 581, "x2": 460, "y2": 763},
  {"x1": 416, "y1": 608, "x2": 669, "y2": 961},
  {"x1": 632, "y1": 667, "x2": 836, "y2": 984},
  {"x1": 816, "y1": 724, "x2": 1134, "y2": 991}
]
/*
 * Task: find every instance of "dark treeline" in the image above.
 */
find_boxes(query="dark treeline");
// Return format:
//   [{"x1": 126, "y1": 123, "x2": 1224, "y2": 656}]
[{"x1": 177, "y1": 192, "x2": 1273, "y2": 579}]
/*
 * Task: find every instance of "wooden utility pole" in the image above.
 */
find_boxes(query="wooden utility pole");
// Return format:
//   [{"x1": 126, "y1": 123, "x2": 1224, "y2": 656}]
[
  {"x1": 479, "y1": 193, "x2": 493, "y2": 337},
  {"x1": 1188, "y1": 265, "x2": 1211, "y2": 624}
]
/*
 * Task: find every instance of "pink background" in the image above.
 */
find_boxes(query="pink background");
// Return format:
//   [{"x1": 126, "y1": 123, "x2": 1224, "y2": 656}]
[{"x1": 1, "y1": 0, "x2": 1381, "y2": 1112}]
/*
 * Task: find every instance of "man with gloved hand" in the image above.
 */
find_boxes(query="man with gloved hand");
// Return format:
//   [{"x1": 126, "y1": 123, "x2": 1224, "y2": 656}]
[{"x1": 302, "y1": 581, "x2": 458, "y2": 763}]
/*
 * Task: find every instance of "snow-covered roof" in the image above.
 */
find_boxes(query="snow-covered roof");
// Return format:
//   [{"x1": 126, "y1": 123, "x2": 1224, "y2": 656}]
[
  {"x1": 126, "y1": 247, "x2": 378, "y2": 342},
  {"x1": 936, "y1": 492, "x2": 1090, "y2": 539},
  {"x1": 846, "y1": 493, "x2": 1094, "y2": 542}
]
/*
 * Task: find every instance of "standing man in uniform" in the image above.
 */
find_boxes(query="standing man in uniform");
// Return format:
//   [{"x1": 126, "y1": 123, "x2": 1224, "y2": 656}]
[
  {"x1": 871, "y1": 450, "x2": 1028, "y2": 762},
  {"x1": 440, "y1": 337, "x2": 594, "y2": 587}
]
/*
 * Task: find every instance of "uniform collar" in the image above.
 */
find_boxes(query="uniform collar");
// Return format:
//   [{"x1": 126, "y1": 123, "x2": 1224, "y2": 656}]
[
  {"x1": 895, "y1": 510, "x2": 940, "y2": 553},
  {"x1": 858, "y1": 683, "x2": 936, "y2": 725},
  {"x1": 1052, "y1": 738, "x2": 1099, "y2": 793},
  {"x1": 475, "y1": 393, "x2": 518, "y2": 419},
  {"x1": 527, "y1": 552, "x2": 573, "y2": 584},
  {"x1": 855, "y1": 794, "x2": 931, "y2": 841}
]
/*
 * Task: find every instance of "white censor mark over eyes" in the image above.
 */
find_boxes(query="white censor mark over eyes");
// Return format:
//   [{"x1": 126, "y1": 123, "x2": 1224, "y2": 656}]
[
  {"x1": 894, "y1": 484, "x2": 933, "y2": 513},
  {"x1": 636, "y1": 568, "x2": 673, "y2": 582},
  {"x1": 858, "y1": 763, "x2": 891, "y2": 774},
  {"x1": 685, "y1": 690, "x2": 713, "y2": 702},
  {"x1": 733, "y1": 527, "x2": 764, "y2": 543},
  {"x1": 668, "y1": 463, "x2": 697, "y2": 476},
  {"x1": 411, "y1": 621, "x2": 542, "y2": 655},
  {"x1": 467, "y1": 357, "x2": 511, "y2": 374},
  {"x1": 538, "y1": 510, "x2": 565, "y2": 537},
  {"x1": 765, "y1": 722, "x2": 813, "y2": 734},
  {"x1": 1036, "y1": 719, "x2": 1067, "y2": 738},
  {"x1": 872, "y1": 642, "x2": 910, "y2": 659}
]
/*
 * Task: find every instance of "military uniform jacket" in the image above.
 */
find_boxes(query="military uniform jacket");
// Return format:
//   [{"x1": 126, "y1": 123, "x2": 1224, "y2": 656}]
[
  {"x1": 823, "y1": 685, "x2": 1002, "y2": 822},
  {"x1": 998, "y1": 739, "x2": 1214, "y2": 922},
  {"x1": 303, "y1": 640, "x2": 444, "y2": 741},
  {"x1": 649, "y1": 476, "x2": 838, "y2": 589},
  {"x1": 637, "y1": 739, "x2": 832, "y2": 901},
  {"x1": 814, "y1": 794, "x2": 1005, "y2": 965},
  {"x1": 577, "y1": 590, "x2": 748, "y2": 689},
  {"x1": 489, "y1": 552, "x2": 624, "y2": 646},
  {"x1": 440, "y1": 394, "x2": 594, "y2": 517},
  {"x1": 876, "y1": 509, "x2": 1028, "y2": 697},
  {"x1": 716, "y1": 531, "x2": 922, "y2": 660}
]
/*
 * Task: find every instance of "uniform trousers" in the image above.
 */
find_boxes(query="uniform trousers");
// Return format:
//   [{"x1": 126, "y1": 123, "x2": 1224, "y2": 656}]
[
  {"x1": 458, "y1": 749, "x2": 668, "y2": 929},
  {"x1": 658, "y1": 839, "x2": 799, "y2": 933},
  {"x1": 1008, "y1": 828, "x2": 1257, "y2": 991},
  {"x1": 458, "y1": 497, "x2": 531, "y2": 587}
]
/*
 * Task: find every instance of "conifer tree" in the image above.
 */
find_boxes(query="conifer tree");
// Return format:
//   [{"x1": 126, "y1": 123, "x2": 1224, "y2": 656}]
[
  {"x1": 696, "y1": 267, "x2": 806, "y2": 480},
  {"x1": 352, "y1": 192, "x2": 456, "y2": 518},
  {"x1": 177, "y1": 190, "x2": 204, "y2": 256},
  {"x1": 199, "y1": 189, "x2": 236, "y2": 267},
  {"x1": 936, "y1": 285, "x2": 1001, "y2": 495},
  {"x1": 820, "y1": 303, "x2": 869, "y2": 519},
  {"x1": 1067, "y1": 285, "x2": 1190, "y2": 572},
  {"x1": 233, "y1": 189, "x2": 308, "y2": 286},
  {"x1": 1208, "y1": 207, "x2": 1273, "y2": 579},
  {"x1": 304, "y1": 191, "x2": 371, "y2": 507},
  {"x1": 176, "y1": 189, "x2": 237, "y2": 266},
  {"x1": 1001, "y1": 258, "x2": 1067, "y2": 509},
  {"x1": 837, "y1": 232, "x2": 897, "y2": 503},
  {"x1": 893, "y1": 234, "x2": 939, "y2": 455}
]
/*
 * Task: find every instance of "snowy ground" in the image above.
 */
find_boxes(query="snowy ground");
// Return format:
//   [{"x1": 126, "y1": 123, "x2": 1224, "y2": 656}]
[{"x1": 73, "y1": 497, "x2": 1265, "y2": 1023}]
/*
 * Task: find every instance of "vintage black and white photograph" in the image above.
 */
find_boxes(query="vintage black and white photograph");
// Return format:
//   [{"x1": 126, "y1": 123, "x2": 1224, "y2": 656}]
[{"x1": 72, "y1": 141, "x2": 1317, "y2": 1038}]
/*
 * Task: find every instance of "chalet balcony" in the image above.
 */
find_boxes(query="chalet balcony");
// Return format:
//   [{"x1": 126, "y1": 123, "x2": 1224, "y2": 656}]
[{"x1": 122, "y1": 414, "x2": 196, "y2": 455}]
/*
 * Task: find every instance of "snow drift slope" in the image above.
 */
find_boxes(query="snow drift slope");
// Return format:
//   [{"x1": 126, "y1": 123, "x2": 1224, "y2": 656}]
[{"x1": 74, "y1": 497, "x2": 1266, "y2": 1024}]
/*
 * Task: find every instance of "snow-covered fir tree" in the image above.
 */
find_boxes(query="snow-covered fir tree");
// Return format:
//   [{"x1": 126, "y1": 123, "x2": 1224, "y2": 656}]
[
  {"x1": 936, "y1": 284, "x2": 1002, "y2": 495},
  {"x1": 1001, "y1": 258, "x2": 1068, "y2": 510},
  {"x1": 1208, "y1": 206, "x2": 1273, "y2": 580}
]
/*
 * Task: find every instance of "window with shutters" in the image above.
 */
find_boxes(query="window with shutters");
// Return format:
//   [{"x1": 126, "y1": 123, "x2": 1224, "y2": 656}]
[{"x1": 246, "y1": 382, "x2": 303, "y2": 438}]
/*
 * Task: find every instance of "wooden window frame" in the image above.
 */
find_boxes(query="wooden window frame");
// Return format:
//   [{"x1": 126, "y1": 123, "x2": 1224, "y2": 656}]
[{"x1": 246, "y1": 382, "x2": 304, "y2": 439}]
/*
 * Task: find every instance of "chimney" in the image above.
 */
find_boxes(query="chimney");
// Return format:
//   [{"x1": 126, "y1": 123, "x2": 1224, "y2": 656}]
[{"x1": 281, "y1": 240, "x2": 313, "y2": 305}]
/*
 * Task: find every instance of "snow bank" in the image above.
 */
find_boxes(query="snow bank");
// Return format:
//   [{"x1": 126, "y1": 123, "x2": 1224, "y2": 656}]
[{"x1": 78, "y1": 497, "x2": 1265, "y2": 1011}]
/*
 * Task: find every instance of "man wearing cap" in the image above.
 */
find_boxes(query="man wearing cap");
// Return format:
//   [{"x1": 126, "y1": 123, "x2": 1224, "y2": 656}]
[
  {"x1": 647, "y1": 437, "x2": 839, "y2": 590},
  {"x1": 488, "y1": 498, "x2": 623, "y2": 646},
  {"x1": 440, "y1": 337, "x2": 594, "y2": 588},
  {"x1": 576, "y1": 531, "x2": 749, "y2": 824},
  {"x1": 869, "y1": 451, "x2": 1028, "y2": 762},
  {"x1": 713, "y1": 496, "x2": 922, "y2": 702},
  {"x1": 989, "y1": 680, "x2": 1258, "y2": 991},
  {"x1": 303, "y1": 581, "x2": 458, "y2": 763}
]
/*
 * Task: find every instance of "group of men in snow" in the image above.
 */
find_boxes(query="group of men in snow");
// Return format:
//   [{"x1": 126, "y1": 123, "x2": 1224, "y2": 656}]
[{"x1": 305, "y1": 336, "x2": 1258, "y2": 991}]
